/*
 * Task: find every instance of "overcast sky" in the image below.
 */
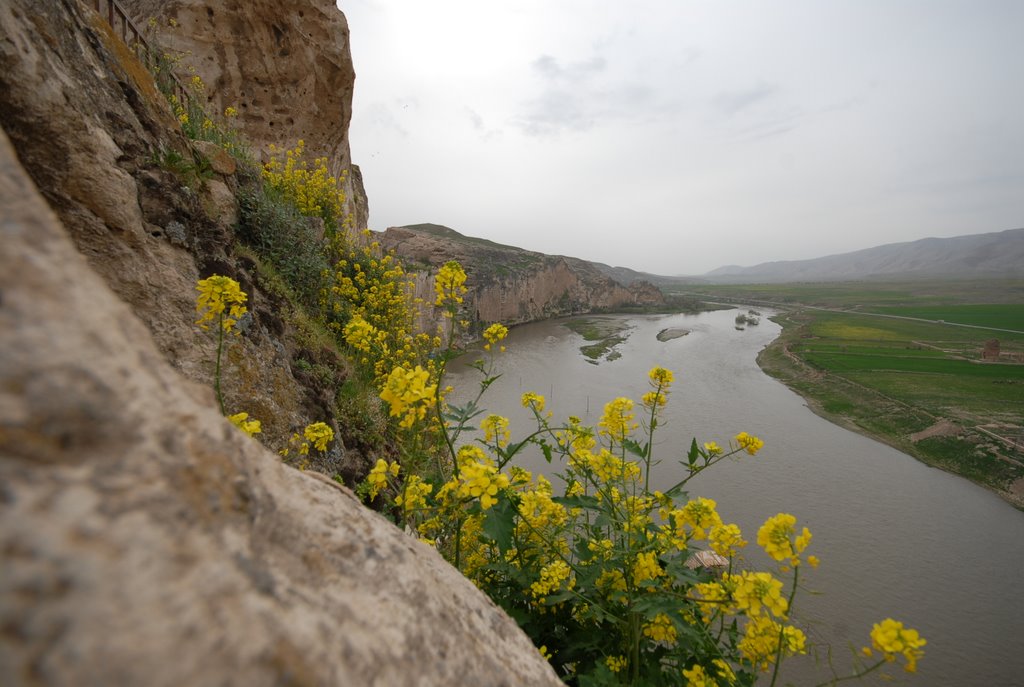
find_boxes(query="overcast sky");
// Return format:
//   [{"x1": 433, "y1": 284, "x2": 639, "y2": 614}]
[{"x1": 340, "y1": 0, "x2": 1023, "y2": 276}]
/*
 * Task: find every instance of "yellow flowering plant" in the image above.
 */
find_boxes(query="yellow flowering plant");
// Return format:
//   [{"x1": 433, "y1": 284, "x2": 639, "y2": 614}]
[
  {"x1": 280, "y1": 421, "x2": 335, "y2": 470},
  {"x1": 354, "y1": 261, "x2": 924, "y2": 686},
  {"x1": 263, "y1": 140, "x2": 347, "y2": 231},
  {"x1": 140, "y1": 20, "x2": 250, "y2": 162},
  {"x1": 195, "y1": 275, "x2": 248, "y2": 413}
]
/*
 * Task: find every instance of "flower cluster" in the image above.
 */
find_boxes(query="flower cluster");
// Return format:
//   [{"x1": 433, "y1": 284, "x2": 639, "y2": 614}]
[
  {"x1": 734, "y1": 431, "x2": 765, "y2": 455},
  {"x1": 334, "y1": 239, "x2": 439, "y2": 390},
  {"x1": 482, "y1": 323, "x2": 508, "y2": 351},
  {"x1": 866, "y1": 618, "x2": 927, "y2": 673},
  {"x1": 434, "y1": 260, "x2": 467, "y2": 308},
  {"x1": 228, "y1": 412, "x2": 262, "y2": 437},
  {"x1": 263, "y1": 140, "x2": 347, "y2": 228},
  {"x1": 280, "y1": 421, "x2": 335, "y2": 465},
  {"x1": 195, "y1": 275, "x2": 248, "y2": 333},
  {"x1": 366, "y1": 459, "x2": 400, "y2": 499},
  {"x1": 598, "y1": 397, "x2": 637, "y2": 443},
  {"x1": 379, "y1": 365, "x2": 437, "y2": 430},
  {"x1": 757, "y1": 512, "x2": 813, "y2": 566},
  {"x1": 348, "y1": 289, "x2": 927, "y2": 687},
  {"x1": 304, "y1": 421, "x2": 334, "y2": 452},
  {"x1": 643, "y1": 366, "x2": 674, "y2": 409},
  {"x1": 738, "y1": 615, "x2": 807, "y2": 671},
  {"x1": 480, "y1": 414, "x2": 511, "y2": 448},
  {"x1": 446, "y1": 446, "x2": 510, "y2": 510}
]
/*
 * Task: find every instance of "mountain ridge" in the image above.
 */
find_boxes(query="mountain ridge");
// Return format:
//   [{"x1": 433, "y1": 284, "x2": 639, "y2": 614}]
[{"x1": 702, "y1": 228, "x2": 1024, "y2": 283}]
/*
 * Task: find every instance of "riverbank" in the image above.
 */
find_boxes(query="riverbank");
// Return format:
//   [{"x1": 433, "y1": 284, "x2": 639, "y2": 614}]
[{"x1": 757, "y1": 310, "x2": 1024, "y2": 510}]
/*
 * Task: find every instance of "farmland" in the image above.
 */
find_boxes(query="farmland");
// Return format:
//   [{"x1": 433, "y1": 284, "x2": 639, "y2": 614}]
[{"x1": 680, "y1": 280, "x2": 1024, "y2": 506}]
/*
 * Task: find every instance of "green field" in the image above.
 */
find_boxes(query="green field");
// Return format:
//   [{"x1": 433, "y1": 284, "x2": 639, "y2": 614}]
[
  {"x1": 867, "y1": 304, "x2": 1024, "y2": 330},
  {"x1": 693, "y1": 282, "x2": 1024, "y2": 506},
  {"x1": 674, "y1": 278, "x2": 1024, "y2": 309}
]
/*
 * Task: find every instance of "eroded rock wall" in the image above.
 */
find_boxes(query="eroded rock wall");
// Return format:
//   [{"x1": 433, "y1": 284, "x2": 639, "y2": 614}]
[
  {"x1": 0, "y1": 0, "x2": 366, "y2": 471},
  {"x1": 0, "y1": 126, "x2": 559, "y2": 686},
  {"x1": 123, "y1": 0, "x2": 369, "y2": 231},
  {"x1": 381, "y1": 225, "x2": 666, "y2": 328}
]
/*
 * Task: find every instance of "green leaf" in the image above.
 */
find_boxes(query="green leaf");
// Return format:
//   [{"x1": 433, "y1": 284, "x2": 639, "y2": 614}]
[
  {"x1": 543, "y1": 588, "x2": 577, "y2": 605},
  {"x1": 552, "y1": 494, "x2": 602, "y2": 511},
  {"x1": 481, "y1": 497, "x2": 516, "y2": 553},
  {"x1": 623, "y1": 437, "x2": 648, "y2": 458},
  {"x1": 687, "y1": 438, "x2": 700, "y2": 467}
]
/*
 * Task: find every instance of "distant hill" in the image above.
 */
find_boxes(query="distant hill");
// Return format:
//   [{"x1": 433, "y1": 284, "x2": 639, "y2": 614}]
[
  {"x1": 379, "y1": 224, "x2": 665, "y2": 327},
  {"x1": 591, "y1": 262, "x2": 706, "y2": 287},
  {"x1": 704, "y1": 228, "x2": 1024, "y2": 283}
]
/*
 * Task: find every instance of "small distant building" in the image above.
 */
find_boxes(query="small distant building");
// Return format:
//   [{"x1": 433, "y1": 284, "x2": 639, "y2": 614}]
[
  {"x1": 685, "y1": 550, "x2": 729, "y2": 574},
  {"x1": 983, "y1": 339, "x2": 1000, "y2": 361}
]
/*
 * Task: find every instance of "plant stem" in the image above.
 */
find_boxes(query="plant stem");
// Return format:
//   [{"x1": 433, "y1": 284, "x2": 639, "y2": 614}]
[
  {"x1": 769, "y1": 564, "x2": 801, "y2": 687},
  {"x1": 214, "y1": 314, "x2": 226, "y2": 414}
]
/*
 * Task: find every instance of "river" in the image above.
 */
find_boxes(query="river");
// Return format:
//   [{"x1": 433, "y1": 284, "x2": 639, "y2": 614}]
[{"x1": 446, "y1": 309, "x2": 1024, "y2": 686}]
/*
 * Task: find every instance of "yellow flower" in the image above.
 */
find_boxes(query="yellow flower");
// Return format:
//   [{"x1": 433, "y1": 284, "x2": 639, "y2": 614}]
[
  {"x1": 734, "y1": 431, "x2": 764, "y2": 455},
  {"x1": 379, "y1": 365, "x2": 437, "y2": 429},
  {"x1": 521, "y1": 392, "x2": 546, "y2": 414},
  {"x1": 482, "y1": 323, "x2": 508, "y2": 349},
  {"x1": 606, "y1": 656, "x2": 627, "y2": 674},
  {"x1": 757, "y1": 513, "x2": 812, "y2": 565},
  {"x1": 195, "y1": 275, "x2": 248, "y2": 333},
  {"x1": 366, "y1": 458, "x2": 398, "y2": 499},
  {"x1": 228, "y1": 412, "x2": 261, "y2": 437},
  {"x1": 704, "y1": 441, "x2": 723, "y2": 456},
  {"x1": 738, "y1": 616, "x2": 806, "y2": 671},
  {"x1": 643, "y1": 613, "x2": 677, "y2": 646},
  {"x1": 434, "y1": 260, "x2": 467, "y2": 307},
  {"x1": 530, "y1": 559, "x2": 574, "y2": 600},
  {"x1": 709, "y1": 522, "x2": 746, "y2": 557},
  {"x1": 632, "y1": 550, "x2": 664, "y2": 584},
  {"x1": 480, "y1": 414, "x2": 511, "y2": 448},
  {"x1": 682, "y1": 664, "x2": 717, "y2": 687},
  {"x1": 599, "y1": 397, "x2": 636, "y2": 442},
  {"x1": 454, "y1": 447, "x2": 509, "y2": 510},
  {"x1": 224, "y1": 106, "x2": 238, "y2": 118},
  {"x1": 303, "y1": 422, "x2": 334, "y2": 452},
  {"x1": 678, "y1": 497, "x2": 723, "y2": 541},
  {"x1": 727, "y1": 571, "x2": 788, "y2": 618},
  {"x1": 648, "y1": 366, "x2": 674, "y2": 387},
  {"x1": 395, "y1": 475, "x2": 432, "y2": 514},
  {"x1": 869, "y1": 619, "x2": 926, "y2": 673}
]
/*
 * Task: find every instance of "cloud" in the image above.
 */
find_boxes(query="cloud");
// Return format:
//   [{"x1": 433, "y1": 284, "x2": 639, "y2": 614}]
[
  {"x1": 532, "y1": 54, "x2": 607, "y2": 81},
  {"x1": 465, "y1": 107, "x2": 484, "y2": 130},
  {"x1": 360, "y1": 100, "x2": 407, "y2": 137},
  {"x1": 516, "y1": 52, "x2": 670, "y2": 136},
  {"x1": 711, "y1": 83, "x2": 778, "y2": 116}
]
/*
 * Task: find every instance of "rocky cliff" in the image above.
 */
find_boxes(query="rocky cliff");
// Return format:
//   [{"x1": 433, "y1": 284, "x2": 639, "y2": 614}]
[
  {"x1": 381, "y1": 224, "x2": 666, "y2": 327},
  {"x1": 0, "y1": 0, "x2": 373, "y2": 477},
  {"x1": 123, "y1": 0, "x2": 369, "y2": 231},
  {"x1": 0, "y1": 1, "x2": 559, "y2": 683}
]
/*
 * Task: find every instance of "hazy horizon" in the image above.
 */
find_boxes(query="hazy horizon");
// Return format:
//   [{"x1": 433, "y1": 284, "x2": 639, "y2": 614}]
[{"x1": 342, "y1": 1, "x2": 1024, "y2": 275}]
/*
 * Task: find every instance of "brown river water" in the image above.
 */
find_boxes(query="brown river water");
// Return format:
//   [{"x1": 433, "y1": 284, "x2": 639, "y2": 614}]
[{"x1": 447, "y1": 309, "x2": 1024, "y2": 686}]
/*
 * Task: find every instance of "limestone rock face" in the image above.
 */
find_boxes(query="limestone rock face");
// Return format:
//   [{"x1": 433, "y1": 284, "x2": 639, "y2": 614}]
[
  {"x1": 381, "y1": 224, "x2": 667, "y2": 327},
  {"x1": 0, "y1": 0, "x2": 362, "y2": 464},
  {"x1": 0, "y1": 127, "x2": 560, "y2": 685},
  {"x1": 123, "y1": 0, "x2": 369, "y2": 231}
]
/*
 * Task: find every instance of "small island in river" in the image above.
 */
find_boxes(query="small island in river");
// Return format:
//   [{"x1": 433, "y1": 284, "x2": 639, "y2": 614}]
[{"x1": 656, "y1": 327, "x2": 690, "y2": 342}]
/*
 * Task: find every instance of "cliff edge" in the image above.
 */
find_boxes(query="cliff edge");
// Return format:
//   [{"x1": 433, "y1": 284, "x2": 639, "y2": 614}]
[
  {"x1": 382, "y1": 223, "x2": 666, "y2": 327},
  {"x1": 0, "y1": 1, "x2": 559, "y2": 683}
]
